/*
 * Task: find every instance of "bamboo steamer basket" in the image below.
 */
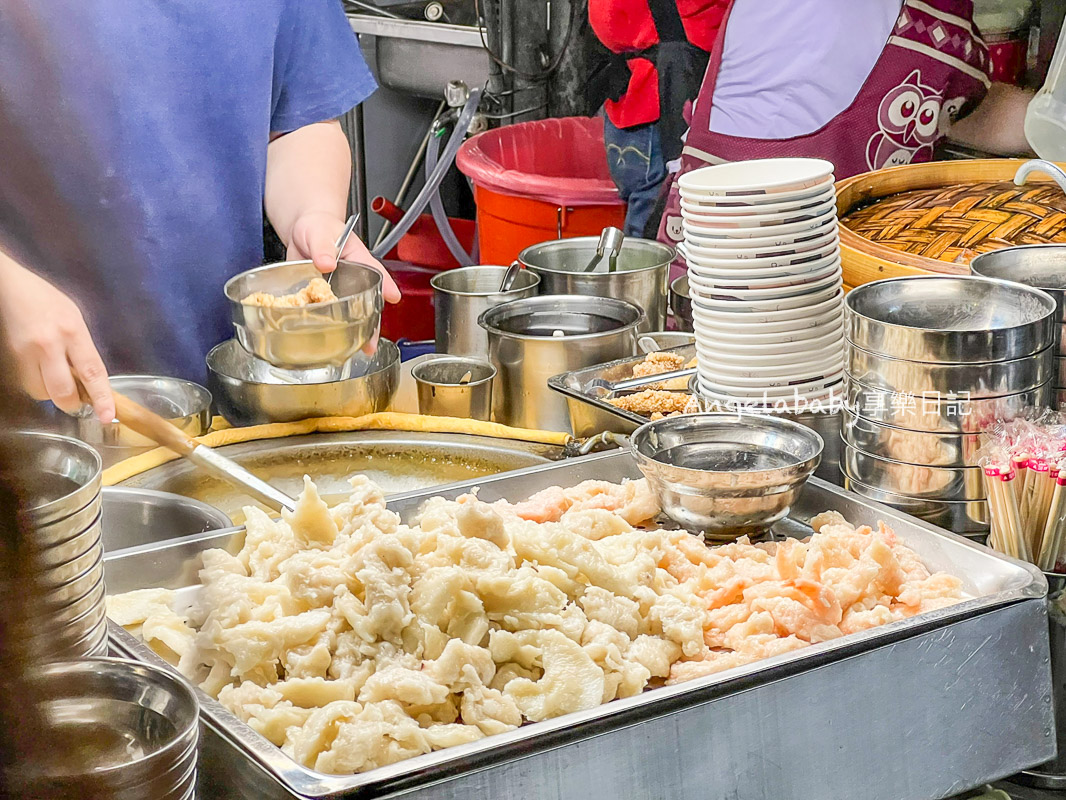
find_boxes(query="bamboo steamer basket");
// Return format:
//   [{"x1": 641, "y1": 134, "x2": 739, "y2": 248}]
[{"x1": 837, "y1": 159, "x2": 1066, "y2": 288}]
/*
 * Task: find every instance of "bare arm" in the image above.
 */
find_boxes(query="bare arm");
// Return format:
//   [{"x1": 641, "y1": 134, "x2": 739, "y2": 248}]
[
  {"x1": 946, "y1": 82, "x2": 1035, "y2": 157},
  {"x1": 264, "y1": 119, "x2": 399, "y2": 301},
  {"x1": 0, "y1": 249, "x2": 113, "y2": 421}
]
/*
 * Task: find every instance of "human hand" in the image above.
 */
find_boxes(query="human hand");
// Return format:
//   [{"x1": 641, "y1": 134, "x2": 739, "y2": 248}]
[
  {"x1": 0, "y1": 259, "x2": 114, "y2": 422},
  {"x1": 287, "y1": 211, "x2": 401, "y2": 303}
]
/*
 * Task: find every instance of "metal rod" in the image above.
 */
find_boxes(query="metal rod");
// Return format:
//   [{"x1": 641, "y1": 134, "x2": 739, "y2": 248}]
[
  {"x1": 352, "y1": 105, "x2": 370, "y2": 245},
  {"x1": 373, "y1": 100, "x2": 447, "y2": 250},
  {"x1": 343, "y1": 0, "x2": 403, "y2": 20}
]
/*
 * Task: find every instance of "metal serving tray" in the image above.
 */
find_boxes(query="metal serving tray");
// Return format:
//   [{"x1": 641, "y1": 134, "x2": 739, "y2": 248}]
[
  {"x1": 549, "y1": 348, "x2": 843, "y2": 484},
  {"x1": 107, "y1": 451, "x2": 1054, "y2": 800}
]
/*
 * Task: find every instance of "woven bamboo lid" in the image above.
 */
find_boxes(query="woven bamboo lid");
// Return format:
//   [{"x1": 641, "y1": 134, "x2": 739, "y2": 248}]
[{"x1": 836, "y1": 159, "x2": 1066, "y2": 286}]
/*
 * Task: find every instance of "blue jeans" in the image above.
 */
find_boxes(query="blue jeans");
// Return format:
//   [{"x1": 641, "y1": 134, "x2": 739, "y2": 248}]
[{"x1": 603, "y1": 116, "x2": 667, "y2": 238}]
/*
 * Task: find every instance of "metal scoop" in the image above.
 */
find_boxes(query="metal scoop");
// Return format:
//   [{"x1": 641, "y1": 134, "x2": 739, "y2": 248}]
[
  {"x1": 113, "y1": 393, "x2": 296, "y2": 512},
  {"x1": 327, "y1": 212, "x2": 361, "y2": 286},
  {"x1": 582, "y1": 227, "x2": 625, "y2": 272}
]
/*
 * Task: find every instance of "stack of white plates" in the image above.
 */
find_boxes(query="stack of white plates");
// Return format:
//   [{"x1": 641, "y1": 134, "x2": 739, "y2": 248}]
[{"x1": 678, "y1": 158, "x2": 846, "y2": 410}]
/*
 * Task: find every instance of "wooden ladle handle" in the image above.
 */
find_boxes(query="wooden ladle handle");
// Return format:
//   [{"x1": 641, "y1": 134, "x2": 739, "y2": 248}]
[{"x1": 112, "y1": 392, "x2": 197, "y2": 458}]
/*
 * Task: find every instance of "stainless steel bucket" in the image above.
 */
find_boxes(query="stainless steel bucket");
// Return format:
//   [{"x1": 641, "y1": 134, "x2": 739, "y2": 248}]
[
  {"x1": 480, "y1": 295, "x2": 643, "y2": 431},
  {"x1": 518, "y1": 236, "x2": 673, "y2": 331},
  {"x1": 431, "y1": 266, "x2": 540, "y2": 357}
]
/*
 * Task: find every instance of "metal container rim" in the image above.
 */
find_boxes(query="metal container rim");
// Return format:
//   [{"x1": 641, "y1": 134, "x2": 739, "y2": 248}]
[
  {"x1": 845, "y1": 338, "x2": 1057, "y2": 368},
  {"x1": 517, "y1": 236, "x2": 676, "y2": 275},
  {"x1": 222, "y1": 258, "x2": 383, "y2": 306},
  {"x1": 631, "y1": 411, "x2": 825, "y2": 480},
  {"x1": 429, "y1": 265, "x2": 541, "y2": 296},
  {"x1": 971, "y1": 244, "x2": 1066, "y2": 292},
  {"x1": 844, "y1": 274, "x2": 1058, "y2": 335}
]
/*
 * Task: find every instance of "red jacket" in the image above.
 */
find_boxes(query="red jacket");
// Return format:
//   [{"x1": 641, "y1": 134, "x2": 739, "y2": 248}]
[{"x1": 590, "y1": 0, "x2": 726, "y2": 128}]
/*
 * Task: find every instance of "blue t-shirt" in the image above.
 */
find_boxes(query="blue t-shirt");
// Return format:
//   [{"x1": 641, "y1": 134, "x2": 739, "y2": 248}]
[{"x1": 0, "y1": 0, "x2": 376, "y2": 381}]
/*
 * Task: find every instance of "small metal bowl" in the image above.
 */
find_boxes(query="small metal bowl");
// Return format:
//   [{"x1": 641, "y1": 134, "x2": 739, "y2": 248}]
[
  {"x1": 71, "y1": 375, "x2": 211, "y2": 467},
  {"x1": 632, "y1": 412, "x2": 823, "y2": 539},
  {"x1": 670, "y1": 274, "x2": 693, "y2": 332},
  {"x1": 207, "y1": 337, "x2": 400, "y2": 426},
  {"x1": 846, "y1": 341, "x2": 1054, "y2": 398},
  {"x1": 101, "y1": 487, "x2": 232, "y2": 552},
  {"x1": 844, "y1": 275, "x2": 1057, "y2": 363},
  {"x1": 24, "y1": 658, "x2": 199, "y2": 793},
  {"x1": 225, "y1": 260, "x2": 383, "y2": 369}
]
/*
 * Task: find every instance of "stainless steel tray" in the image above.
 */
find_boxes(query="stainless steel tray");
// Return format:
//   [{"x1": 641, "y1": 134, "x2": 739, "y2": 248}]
[
  {"x1": 106, "y1": 451, "x2": 1054, "y2": 800},
  {"x1": 548, "y1": 348, "x2": 843, "y2": 484}
]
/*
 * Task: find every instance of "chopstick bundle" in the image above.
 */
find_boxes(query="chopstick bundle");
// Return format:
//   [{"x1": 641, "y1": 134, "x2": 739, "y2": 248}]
[{"x1": 976, "y1": 410, "x2": 1066, "y2": 569}]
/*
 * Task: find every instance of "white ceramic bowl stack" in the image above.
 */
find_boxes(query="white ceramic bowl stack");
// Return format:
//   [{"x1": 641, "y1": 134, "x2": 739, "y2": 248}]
[{"x1": 678, "y1": 158, "x2": 845, "y2": 410}]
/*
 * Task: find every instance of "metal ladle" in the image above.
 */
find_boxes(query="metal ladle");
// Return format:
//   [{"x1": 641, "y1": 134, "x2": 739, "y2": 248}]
[
  {"x1": 113, "y1": 393, "x2": 297, "y2": 512},
  {"x1": 583, "y1": 227, "x2": 625, "y2": 273}
]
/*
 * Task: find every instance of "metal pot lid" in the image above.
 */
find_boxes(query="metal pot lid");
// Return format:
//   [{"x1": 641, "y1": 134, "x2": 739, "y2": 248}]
[
  {"x1": 518, "y1": 236, "x2": 675, "y2": 274},
  {"x1": 479, "y1": 295, "x2": 645, "y2": 339}
]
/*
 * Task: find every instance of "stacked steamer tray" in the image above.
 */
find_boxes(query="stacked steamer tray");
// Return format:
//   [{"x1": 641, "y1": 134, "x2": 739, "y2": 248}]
[
  {"x1": 970, "y1": 244, "x2": 1066, "y2": 411},
  {"x1": 678, "y1": 158, "x2": 845, "y2": 468},
  {"x1": 842, "y1": 275, "x2": 1057, "y2": 539}
]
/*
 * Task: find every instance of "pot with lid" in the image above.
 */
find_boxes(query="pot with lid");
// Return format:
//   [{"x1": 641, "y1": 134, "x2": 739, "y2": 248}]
[
  {"x1": 479, "y1": 295, "x2": 644, "y2": 432},
  {"x1": 517, "y1": 235, "x2": 673, "y2": 331}
]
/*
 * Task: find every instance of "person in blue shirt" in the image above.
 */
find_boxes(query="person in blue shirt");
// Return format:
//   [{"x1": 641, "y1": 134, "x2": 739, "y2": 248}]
[{"x1": 0, "y1": 0, "x2": 400, "y2": 424}]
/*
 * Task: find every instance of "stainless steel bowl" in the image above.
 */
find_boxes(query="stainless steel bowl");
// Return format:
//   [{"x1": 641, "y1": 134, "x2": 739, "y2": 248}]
[
  {"x1": 23, "y1": 658, "x2": 199, "y2": 794},
  {"x1": 11, "y1": 431, "x2": 102, "y2": 526},
  {"x1": 841, "y1": 407, "x2": 984, "y2": 467},
  {"x1": 632, "y1": 412, "x2": 822, "y2": 539},
  {"x1": 70, "y1": 376, "x2": 211, "y2": 468},
  {"x1": 971, "y1": 244, "x2": 1066, "y2": 323},
  {"x1": 102, "y1": 487, "x2": 232, "y2": 552},
  {"x1": 670, "y1": 274, "x2": 693, "y2": 332},
  {"x1": 431, "y1": 265, "x2": 541, "y2": 357},
  {"x1": 518, "y1": 236, "x2": 673, "y2": 331},
  {"x1": 845, "y1": 341, "x2": 1054, "y2": 397},
  {"x1": 687, "y1": 373, "x2": 842, "y2": 485},
  {"x1": 841, "y1": 442, "x2": 985, "y2": 501},
  {"x1": 843, "y1": 476, "x2": 989, "y2": 535},
  {"x1": 33, "y1": 496, "x2": 100, "y2": 549},
  {"x1": 481, "y1": 295, "x2": 643, "y2": 431},
  {"x1": 845, "y1": 376, "x2": 1052, "y2": 433},
  {"x1": 225, "y1": 260, "x2": 383, "y2": 369},
  {"x1": 206, "y1": 338, "x2": 400, "y2": 426},
  {"x1": 844, "y1": 276, "x2": 1057, "y2": 362}
]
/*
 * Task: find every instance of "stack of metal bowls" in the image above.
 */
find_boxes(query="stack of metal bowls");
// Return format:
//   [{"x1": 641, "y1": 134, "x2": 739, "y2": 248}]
[
  {"x1": 23, "y1": 658, "x2": 199, "y2": 799},
  {"x1": 843, "y1": 276, "x2": 1057, "y2": 537},
  {"x1": 15, "y1": 431, "x2": 108, "y2": 658},
  {"x1": 971, "y1": 244, "x2": 1066, "y2": 410}
]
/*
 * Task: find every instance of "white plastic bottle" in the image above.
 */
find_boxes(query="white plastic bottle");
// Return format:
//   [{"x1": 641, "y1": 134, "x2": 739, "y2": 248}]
[{"x1": 1025, "y1": 16, "x2": 1066, "y2": 160}]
